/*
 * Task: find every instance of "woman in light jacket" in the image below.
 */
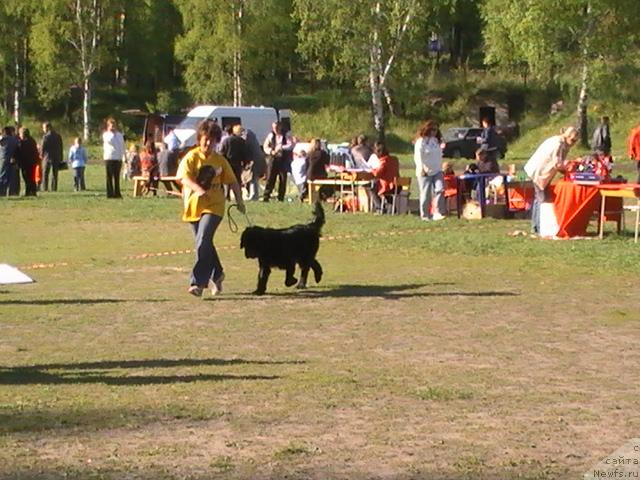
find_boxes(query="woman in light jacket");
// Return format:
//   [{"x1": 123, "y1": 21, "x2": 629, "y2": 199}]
[
  {"x1": 414, "y1": 120, "x2": 445, "y2": 221},
  {"x1": 102, "y1": 117, "x2": 125, "y2": 198}
]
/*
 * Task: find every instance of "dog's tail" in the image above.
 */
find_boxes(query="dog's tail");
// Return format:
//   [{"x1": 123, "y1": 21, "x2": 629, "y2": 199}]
[{"x1": 311, "y1": 200, "x2": 325, "y2": 231}]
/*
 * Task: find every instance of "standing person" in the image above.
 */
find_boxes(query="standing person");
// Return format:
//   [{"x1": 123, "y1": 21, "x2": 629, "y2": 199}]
[
  {"x1": 524, "y1": 126, "x2": 580, "y2": 235},
  {"x1": 369, "y1": 142, "x2": 400, "y2": 213},
  {"x1": 302, "y1": 138, "x2": 330, "y2": 201},
  {"x1": 242, "y1": 128, "x2": 266, "y2": 201},
  {"x1": 7, "y1": 127, "x2": 21, "y2": 196},
  {"x1": 0, "y1": 126, "x2": 19, "y2": 197},
  {"x1": 592, "y1": 116, "x2": 612, "y2": 154},
  {"x1": 139, "y1": 139, "x2": 159, "y2": 195},
  {"x1": 164, "y1": 128, "x2": 180, "y2": 152},
  {"x1": 290, "y1": 142, "x2": 308, "y2": 200},
  {"x1": 68, "y1": 137, "x2": 88, "y2": 191},
  {"x1": 177, "y1": 119, "x2": 246, "y2": 297},
  {"x1": 157, "y1": 142, "x2": 179, "y2": 192},
  {"x1": 17, "y1": 127, "x2": 40, "y2": 197},
  {"x1": 627, "y1": 123, "x2": 640, "y2": 183},
  {"x1": 477, "y1": 117, "x2": 500, "y2": 169},
  {"x1": 41, "y1": 122, "x2": 63, "y2": 192},
  {"x1": 102, "y1": 118, "x2": 125, "y2": 198},
  {"x1": 414, "y1": 120, "x2": 446, "y2": 221},
  {"x1": 220, "y1": 124, "x2": 248, "y2": 192},
  {"x1": 262, "y1": 121, "x2": 295, "y2": 202},
  {"x1": 125, "y1": 143, "x2": 141, "y2": 179}
]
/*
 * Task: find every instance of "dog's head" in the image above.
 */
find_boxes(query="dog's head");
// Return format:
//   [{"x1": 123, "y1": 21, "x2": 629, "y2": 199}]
[{"x1": 240, "y1": 227, "x2": 261, "y2": 259}]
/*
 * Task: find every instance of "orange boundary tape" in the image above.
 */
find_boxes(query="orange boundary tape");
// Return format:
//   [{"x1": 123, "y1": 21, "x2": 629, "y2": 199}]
[{"x1": 21, "y1": 223, "x2": 499, "y2": 270}]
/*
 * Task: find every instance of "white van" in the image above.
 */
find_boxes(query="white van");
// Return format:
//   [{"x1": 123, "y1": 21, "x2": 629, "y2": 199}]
[{"x1": 172, "y1": 105, "x2": 292, "y2": 149}]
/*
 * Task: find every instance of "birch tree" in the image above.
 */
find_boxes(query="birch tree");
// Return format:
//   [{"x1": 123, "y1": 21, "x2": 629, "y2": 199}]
[
  {"x1": 293, "y1": 0, "x2": 425, "y2": 141},
  {"x1": 174, "y1": 0, "x2": 296, "y2": 106},
  {"x1": 0, "y1": 2, "x2": 36, "y2": 125},
  {"x1": 482, "y1": 0, "x2": 640, "y2": 147}
]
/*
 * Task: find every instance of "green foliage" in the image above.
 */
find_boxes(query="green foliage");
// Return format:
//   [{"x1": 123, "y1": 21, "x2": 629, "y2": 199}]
[{"x1": 173, "y1": 0, "x2": 298, "y2": 104}]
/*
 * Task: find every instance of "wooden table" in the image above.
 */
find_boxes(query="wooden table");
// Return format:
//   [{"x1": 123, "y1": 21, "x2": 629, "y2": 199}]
[
  {"x1": 306, "y1": 178, "x2": 372, "y2": 212},
  {"x1": 597, "y1": 184, "x2": 640, "y2": 243},
  {"x1": 132, "y1": 175, "x2": 179, "y2": 197}
]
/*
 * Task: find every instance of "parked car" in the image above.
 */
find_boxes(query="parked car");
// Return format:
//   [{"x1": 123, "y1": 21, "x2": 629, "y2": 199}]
[{"x1": 442, "y1": 127, "x2": 507, "y2": 159}]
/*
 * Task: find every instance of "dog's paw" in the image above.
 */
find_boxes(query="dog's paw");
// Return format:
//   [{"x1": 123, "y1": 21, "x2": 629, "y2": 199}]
[
  {"x1": 285, "y1": 276, "x2": 298, "y2": 287},
  {"x1": 314, "y1": 272, "x2": 322, "y2": 283},
  {"x1": 296, "y1": 282, "x2": 307, "y2": 290},
  {"x1": 252, "y1": 289, "x2": 266, "y2": 296}
]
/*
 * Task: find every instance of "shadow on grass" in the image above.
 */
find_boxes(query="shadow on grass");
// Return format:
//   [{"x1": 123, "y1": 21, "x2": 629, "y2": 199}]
[
  {"x1": 0, "y1": 298, "x2": 169, "y2": 305},
  {"x1": 1, "y1": 466, "x2": 556, "y2": 480},
  {"x1": 0, "y1": 357, "x2": 299, "y2": 386},
  {"x1": 214, "y1": 283, "x2": 519, "y2": 300},
  {"x1": 0, "y1": 369, "x2": 279, "y2": 386},
  {"x1": 22, "y1": 357, "x2": 305, "y2": 370}
]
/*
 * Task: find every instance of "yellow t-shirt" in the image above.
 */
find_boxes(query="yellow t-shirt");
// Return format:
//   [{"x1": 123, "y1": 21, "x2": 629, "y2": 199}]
[{"x1": 177, "y1": 147, "x2": 237, "y2": 222}]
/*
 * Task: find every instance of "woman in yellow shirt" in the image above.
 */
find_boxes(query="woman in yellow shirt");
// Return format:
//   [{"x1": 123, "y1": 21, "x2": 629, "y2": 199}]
[{"x1": 177, "y1": 120, "x2": 246, "y2": 297}]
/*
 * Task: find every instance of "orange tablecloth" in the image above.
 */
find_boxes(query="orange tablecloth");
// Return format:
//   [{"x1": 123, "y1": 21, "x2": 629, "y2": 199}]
[
  {"x1": 507, "y1": 181, "x2": 534, "y2": 211},
  {"x1": 552, "y1": 180, "x2": 600, "y2": 237}
]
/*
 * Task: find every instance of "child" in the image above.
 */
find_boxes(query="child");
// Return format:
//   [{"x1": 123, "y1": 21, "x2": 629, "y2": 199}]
[
  {"x1": 177, "y1": 119, "x2": 246, "y2": 297},
  {"x1": 68, "y1": 137, "x2": 88, "y2": 191},
  {"x1": 125, "y1": 144, "x2": 141, "y2": 179},
  {"x1": 139, "y1": 140, "x2": 158, "y2": 195}
]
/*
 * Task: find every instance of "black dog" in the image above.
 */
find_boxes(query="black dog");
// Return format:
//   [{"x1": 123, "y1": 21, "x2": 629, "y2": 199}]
[{"x1": 240, "y1": 202, "x2": 324, "y2": 295}]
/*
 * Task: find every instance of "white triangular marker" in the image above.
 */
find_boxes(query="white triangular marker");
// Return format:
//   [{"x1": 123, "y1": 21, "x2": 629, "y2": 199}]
[{"x1": 0, "y1": 264, "x2": 35, "y2": 285}]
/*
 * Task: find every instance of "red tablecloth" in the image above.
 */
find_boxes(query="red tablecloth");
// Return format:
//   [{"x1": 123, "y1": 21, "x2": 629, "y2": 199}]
[
  {"x1": 552, "y1": 181, "x2": 600, "y2": 237},
  {"x1": 552, "y1": 181, "x2": 623, "y2": 237}
]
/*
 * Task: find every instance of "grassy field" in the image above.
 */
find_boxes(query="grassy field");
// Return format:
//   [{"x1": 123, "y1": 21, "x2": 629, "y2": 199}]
[{"x1": 1, "y1": 166, "x2": 640, "y2": 479}]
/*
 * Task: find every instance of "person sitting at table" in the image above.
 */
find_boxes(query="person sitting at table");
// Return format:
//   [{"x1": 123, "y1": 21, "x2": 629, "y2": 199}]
[
  {"x1": 476, "y1": 147, "x2": 500, "y2": 174},
  {"x1": 350, "y1": 134, "x2": 373, "y2": 170},
  {"x1": 368, "y1": 141, "x2": 399, "y2": 213},
  {"x1": 524, "y1": 126, "x2": 579, "y2": 235},
  {"x1": 302, "y1": 138, "x2": 331, "y2": 201}
]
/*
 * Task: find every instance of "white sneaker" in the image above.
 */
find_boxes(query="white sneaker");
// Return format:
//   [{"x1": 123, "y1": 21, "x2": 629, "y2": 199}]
[
  {"x1": 432, "y1": 213, "x2": 446, "y2": 221},
  {"x1": 211, "y1": 273, "x2": 225, "y2": 296}
]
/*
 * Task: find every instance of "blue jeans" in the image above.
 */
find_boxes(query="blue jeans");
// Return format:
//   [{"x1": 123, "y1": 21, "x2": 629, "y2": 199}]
[
  {"x1": 531, "y1": 183, "x2": 551, "y2": 234},
  {"x1": 73, "y1": 167, "x2": 86, "y2": 191},
  {"x1": 190, "y1": 214, "x2": 223, "y2": 287},
  {"x1": 417, "y1": 172, "x2": 445, "y2": 219}
]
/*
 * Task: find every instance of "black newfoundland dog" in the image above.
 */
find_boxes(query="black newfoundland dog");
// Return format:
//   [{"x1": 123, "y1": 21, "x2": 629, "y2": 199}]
[{"x1": 240, "y1": 202, "x2": 324, "y2": 295}]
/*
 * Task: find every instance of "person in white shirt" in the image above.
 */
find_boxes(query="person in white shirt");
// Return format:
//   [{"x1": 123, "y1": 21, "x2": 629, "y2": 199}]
[
  {"x1": 102, "y1": 118, "x2": 126, "y2": 198},
  {"x1": 262, "y1": 121, "x2": 295, "y2": 202},
  {"x1": 414, "y1": 120, "x2": 445, "y2": 220},
  {"x1": 524, "y1": 126, "x2": 579, "y2": 234}
]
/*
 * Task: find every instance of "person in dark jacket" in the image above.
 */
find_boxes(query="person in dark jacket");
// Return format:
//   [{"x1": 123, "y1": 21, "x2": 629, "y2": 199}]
[
  {"x1": 478, "y1": 118, "x2": 500, "y2": 169},
  {"x1": 591, "y1": 116, "x2": 612, "y2": 155},
  {"x1": 41, "y1": 122, "x2": 64, "y2": 192},
  {"x1": 157, "y1": 142, "x2": 179, "y2": 192},
  {"x1": 242, "y1": 128, "x2": 266, "y2": 201},
  {"x1": 301, "y1": 138, "x2": 331, "y2": 201},
  {"x1": 17, "y1": 127, "x2": 40, "y2": 196},
  {"x1": 0, "y1": 126, "x2": 19, "y2": 197},
  {"x1": 220, "y1": 124, "x2": 248, "y2": 192}
]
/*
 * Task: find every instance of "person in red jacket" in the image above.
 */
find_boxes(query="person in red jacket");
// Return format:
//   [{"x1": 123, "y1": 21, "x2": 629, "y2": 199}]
[
  {"x1": 627, "y1": 123, "x2": 640, "y2": 183},
  {"x1": 369, "y1": 141, "x2": 400, "y2": 212}
]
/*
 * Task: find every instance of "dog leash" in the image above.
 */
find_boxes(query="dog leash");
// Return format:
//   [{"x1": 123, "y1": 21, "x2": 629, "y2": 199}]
[{"x1": 227, "y1": 204, "x2": 252, "y2": 233}]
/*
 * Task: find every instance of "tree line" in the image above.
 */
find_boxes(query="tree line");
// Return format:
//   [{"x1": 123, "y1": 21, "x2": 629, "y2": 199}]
[{"x1": 0, "y1": 0, "x2": 637, "y2": 144}]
